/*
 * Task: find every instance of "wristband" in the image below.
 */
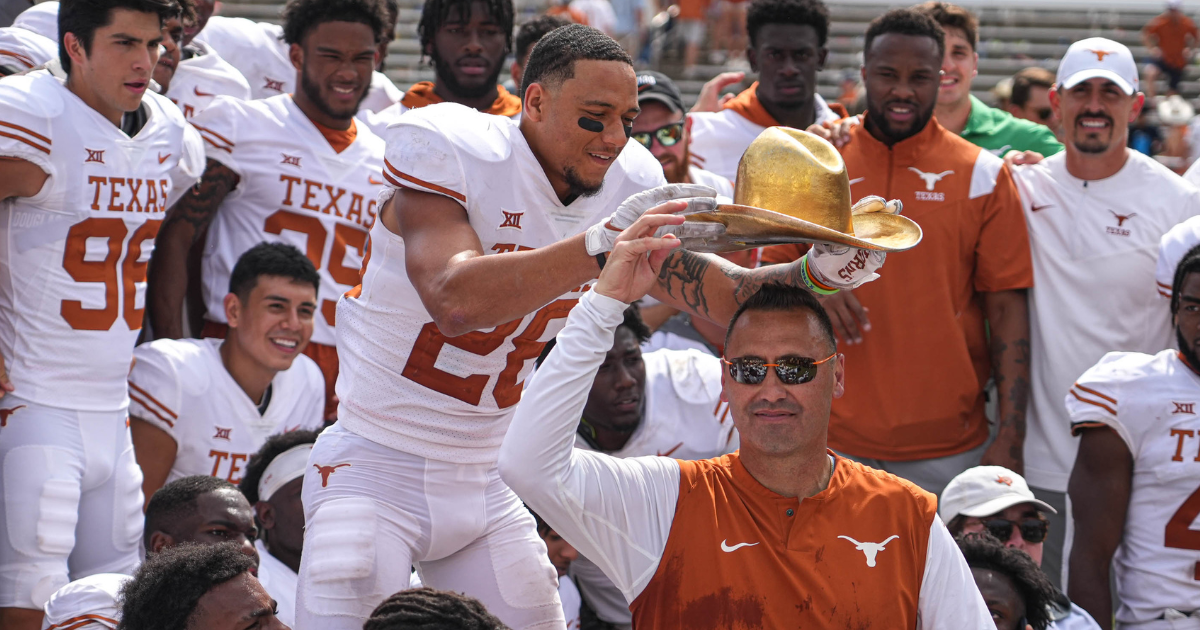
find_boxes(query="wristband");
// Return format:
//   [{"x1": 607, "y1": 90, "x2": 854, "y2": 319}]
[
  {"x1": 801, "y1": 257, "x2": 839, "y2": 296},
  {"x1": 595, "y1": 253, "x2": 607, "y2": 270}
]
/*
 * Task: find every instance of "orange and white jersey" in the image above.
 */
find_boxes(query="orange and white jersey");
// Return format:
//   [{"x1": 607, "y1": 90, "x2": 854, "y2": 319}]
[
  {"x1": 0, "y1": 71, "x2": 203, "y2": 412},
  {"x1": 1156, "y1": 215, "x2": 1200, "y2": 300},
  {"x1": 1066, "y1": 349, "x2": 1200, "y2": 625},
  {"x1": 1013, "y1": 152, "x2": 1200, "y2": 492},
  {"x1": 336, "y1": 102, "x2": 665, "y2": 464},
  {"x1": 165, "y1": 40, "x2": 252, "y2": 121},
  {"x1": 0, "y1": 26, "x2": 56, "y2": 73},
  {"x1": 128, "y1": 338, "x2": 324, "y2": 485},
  {"x1": 191, "y1": 94, "x2": 384, "y2": 347},
  {"x1": 40, "y1": 573, "x2": 130, "y2": 630}
]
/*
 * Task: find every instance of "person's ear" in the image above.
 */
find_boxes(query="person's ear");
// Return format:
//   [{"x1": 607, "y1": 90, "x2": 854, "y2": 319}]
[
  {"x1": 224, "y1": 293, "x2": 241, "y2": 329},
  {"x1": 289, "y1": 42, "x2": 303, "y2": 72},
  {"x1": 524, "y1": 83, "x2": 546, "y2": 122},
  {"x1": 255, "y1": 500, "x2": 276, "y2": 531},
  {"x1": 63, "y1": 32, "x2": 88, "y2": 70},
  {"x1": 148, "y1": 531, "x2": 174, "y2": 554}
]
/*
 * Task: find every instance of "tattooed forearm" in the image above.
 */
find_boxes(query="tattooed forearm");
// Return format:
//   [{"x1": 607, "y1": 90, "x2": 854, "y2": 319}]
[
  {"x1": 984, "y1": 290, "x2": 1031, "y2": 467},
  {"x1": 163, "y1": 158, "x2": 239, "y2": 237},
  {"x1": 655, "y1": 249, "x2": 811, "y2": 325}
]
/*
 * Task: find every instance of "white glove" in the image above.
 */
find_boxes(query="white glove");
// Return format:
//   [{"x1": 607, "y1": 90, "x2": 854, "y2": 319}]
[
  {"x1": 806, "y1": 196, "x2": 902, "y2": 291},
  {"x1": 584, "y1": 184, "x2": 722, "y2": 255}
]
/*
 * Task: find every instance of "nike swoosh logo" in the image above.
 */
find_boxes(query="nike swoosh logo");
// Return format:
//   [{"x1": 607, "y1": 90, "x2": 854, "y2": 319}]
[
  {"x1": 194, "y1": 86, "x2": 215, "y2": 97},
  {"x1": 158, "y1": 153, "x2": 171, "y2": 164},
  {"x1": 849, "y1": 177, "x2": 865, "y2": 185},
  {"x1": 369, "y1": 177, "x2": 384, "y2": 185},
  {"x1": 1031, "y1": 204, "x2": 1053, "y2": 212},
  {"x1": 720, "y1": 540, "x2": 759, "y2": 553}
]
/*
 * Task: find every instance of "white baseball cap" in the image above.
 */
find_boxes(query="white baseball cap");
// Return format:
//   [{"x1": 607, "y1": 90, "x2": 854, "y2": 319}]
[
  {"x1": 939, "y1": 466, "x2": 1057, "y2": 523},
  {"x1": 1056, "y1": 37, "x2": 1139, "y2": 95}
]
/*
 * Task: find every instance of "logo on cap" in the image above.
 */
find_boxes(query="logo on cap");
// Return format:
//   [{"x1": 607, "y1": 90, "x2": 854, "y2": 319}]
[
  {"x1": 637, "y1": 75, "x2": 656, "y2": 92},
  {"x1": 1089, "y1": 49, "x2": 1114, "y2": 62},
  {"x1": 996, "y1": 475, "x2": 1013, "y2": 486}
]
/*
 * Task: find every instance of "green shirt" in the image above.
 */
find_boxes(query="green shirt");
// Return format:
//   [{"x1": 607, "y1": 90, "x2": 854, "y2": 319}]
[{"x1": 960, "y1": 95, "x2": 1063, "y2": 157}]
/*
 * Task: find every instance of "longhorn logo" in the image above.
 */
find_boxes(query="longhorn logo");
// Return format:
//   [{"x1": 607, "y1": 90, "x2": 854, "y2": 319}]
[
  {"x1": 0, "y1": 405, "x2": 25, "y2": 427},
  {"x1": 313, "y1": 463, "x2": 351, "y2": 487},
  {"x1": 1089, "y1": 49, "x2": 1113, "y2": 62},
  {"x1": 908, "y1": 167, "x2": 954, "y2": 191},
  {"x1": 996, "y1": 475, "x2": 1014, "y2": 486},
  {"x1": 838, "y1": 535, "x2": 899, "y2": 567},
  {"x1": 1110, "y1": 210, "x2": 1137, "y2": 227}
]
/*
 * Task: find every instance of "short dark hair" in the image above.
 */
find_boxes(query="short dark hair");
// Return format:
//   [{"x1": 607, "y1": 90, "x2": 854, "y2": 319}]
[
  {"x1": 144, "y1": 475, "x2": 240, "y2": 548},
  {"x1": 1009, "y1": 67, "x2": 1056, "y2": 107},
  {"x1": 58, "y1": 0, "x2": 183, "y2": 73},
  {"x1": 957, "y1": 533, "x2": 1056, "y2": 630},
  {"x1": 520, "y1": 23, "x2": 632, "y2": 98},
  {"x1": 915, "y1": 1, "x2": 977, "y2": 50},
  {"x1": 620, "y1": 304, "x2": 651, "y2": 344},
  {"x1": 238, "y1": 429, "x2": 323, "y2": 504},
  {"x1": 227, "y1": 242, "x2": 321, "y2": 301},
  {"x1": 418, "y1": 0, "x2": 515, "y2": 61},
  {"x1": 724, "y1": 284, "x2": 837, "y2": 354},
  {"x1": 1171, "y1": 243, "x2": 1200, "y2": 315},
  {"x1": 282, "y1": 0, "x2": 391, "y2": 46},
  {"x1": 527, "y1": 505, "x2": 551, "y2": 537},
  {"x1": 117, "y1": 542, "x2": 255, "y2": 630},
  {"x1": 515, "y1": 14, "x2": 569, "y2": 64},
  {"x1": 364, "y1": 587, "x2": 510, "y2": 630},
  {"x1": 863, "y1": 8, "x2": 945, "y2": 60},
  {"x1": 745, "y1": 0, "x2": 829, "y2": 48}
]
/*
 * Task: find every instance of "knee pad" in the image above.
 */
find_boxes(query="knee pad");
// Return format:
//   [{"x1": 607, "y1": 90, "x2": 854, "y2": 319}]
[
  {"x1": 299, "y1": 498, "x2": 385, "y2": 621},
  {"x1": 488, "y1": 516, "x2": 561, "y2": 613},
  {"x1": 1, "y1": 446, "x2": 80, "y2": 608}
]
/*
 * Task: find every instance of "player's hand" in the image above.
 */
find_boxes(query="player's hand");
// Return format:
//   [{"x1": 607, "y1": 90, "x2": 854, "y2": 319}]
[
  {"x1": 594, "y1": 211, "x2": 685, "y2": 304},
  {"x1": 690, "y1": 72, "x2": 745, "y2": 113},
  {"x1": 820, "y1": 291, "x2": 869, "y2": 345},
  {"x1": 1004, "y1": 149, "x2": 1044, "y2": 168},
  {"x1": 805, "y1": 196, "x2": 901, "y2": 291},
  {"x1": 807, "y1": 116, "x2": 860, "y2": 149},
  {"x1": 585, "y1": 184, "x2": 720, "y2": 256}
]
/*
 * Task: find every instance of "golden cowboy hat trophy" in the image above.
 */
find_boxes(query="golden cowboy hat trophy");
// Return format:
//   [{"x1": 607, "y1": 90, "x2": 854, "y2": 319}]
[{"x1": 683, "y1": 126, "x2": 922, "y2": 253}]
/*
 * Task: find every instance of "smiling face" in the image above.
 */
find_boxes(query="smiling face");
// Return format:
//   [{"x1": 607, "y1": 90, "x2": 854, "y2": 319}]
[
  {"x1": 937, "y1": 26, "x2": 976, "y2": 109},
  {"x1": 1052, "y1": 77, "x2": 1142, "y2": 155},
  {"x1": 430, "y1": 0, "x2": 507, "y2": 99},
  {"x1": 225, "y1": 275, "x2": 317, "y2": 373},
  {"x1": 862, "y1": 32, "x2": 941, "y2": 144},
  {"x1": 525, "y1": 59, "x2": 639, "y2": 199},
  {"x1": 65, "y1": 8, "x2": 164, "y2": 121},
  {"x1": 292, "y1": 20, "x2": 379, "y2": 121},
  {"x1": 583, "y1": 326, "x2": 647, "y2": 434},
  {"x1": 152, "y1": 14, "x2": 184, "y2": 93},
  {"x1": 721, "y1": 309, "x2": 843, "y2": 457},
  {"x1": 188, "y1": 572, "x2": 287, "y2": 630},
  {"x1": 748, "y1": 23, "x2": 826, "y2": 112}
]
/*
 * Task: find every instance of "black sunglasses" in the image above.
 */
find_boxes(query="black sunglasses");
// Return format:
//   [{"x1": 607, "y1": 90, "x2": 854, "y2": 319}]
[
  {"x1": 981, "y1": 517, "x2": 1049, "y2": 544},
  {"x1": 631, "y1": 122, "x2": 684, "y2": 150},
  {"x1": 1035, "y1": 107, "x2": 1053, "y2": 122},
  {"x1": 722, "y1": 353, "x2": 837, "y2": 385}
]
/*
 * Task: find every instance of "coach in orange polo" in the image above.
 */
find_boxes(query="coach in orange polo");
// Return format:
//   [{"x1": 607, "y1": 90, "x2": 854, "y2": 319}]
[
  {"x1": 499, "y1": 224, "x2": 991, "y2": 624},
  {"x1": 766, "y1": 9, "x2": 1033, "y2": 495}
]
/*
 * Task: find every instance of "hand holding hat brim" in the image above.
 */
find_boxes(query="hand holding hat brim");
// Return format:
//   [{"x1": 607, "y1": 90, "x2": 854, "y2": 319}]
[{"x1": 679, "y1": 203, "x2": 922, "y2": 253}]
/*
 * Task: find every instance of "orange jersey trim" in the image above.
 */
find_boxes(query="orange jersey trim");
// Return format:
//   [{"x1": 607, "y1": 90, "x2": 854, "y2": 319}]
[
  {"x1": 0, "y1": 120, "x2": 50, "y2": 144},
  {"x1": 311, "y1": 117, "x2": 358, "y2": 154},
  {"x1": 129, "y1": 381, "x2": 178, "y2": 426},
  {"x1": 1069, "y1": 388, "x2": 1116, "y2": 416},
  {"x1": 383, "y1": 159, "x2": 466, "y2": 203},
  {"x1": 44, "y1": 613, "x2": 119, "y2": 630},
  {"x1": 1070, "y1": 420, "x2": 1111, "y2": 436},
  {"x1": 0, "y1": 49, "x2": 35, "y2": 68},
  {"x1": 192, "y1": 124, "x2": 234, "y2": 152},
  {"x1": 401, "y1": 81, "x2": 522, "y2": 118},
  {"x1": 1074, "y1": 383, "x2": 1116, "y2": 404},
  {"x1": 721, "y1": 83, "x2": 780, "y2": 129},
  {"x1": 0, "y1": 120, "x2": 51, "y2": 154}
]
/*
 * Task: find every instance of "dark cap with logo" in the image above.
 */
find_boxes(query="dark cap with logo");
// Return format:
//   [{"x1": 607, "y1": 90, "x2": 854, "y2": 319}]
[{"x1": 636, "y1": 70, "x2": 685, "y2": 114}]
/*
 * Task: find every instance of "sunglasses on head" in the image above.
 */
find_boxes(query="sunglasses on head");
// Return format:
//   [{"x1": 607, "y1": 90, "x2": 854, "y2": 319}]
[
  {"x1": 722, "y1": 353, "x2": 837, "y2": 385},
  {"x1": 631, "y1": 122, "x2": 684, "y2": 150},
  {"x1": 981, "y1": 517, "x2": 1049, "y2": 544}
]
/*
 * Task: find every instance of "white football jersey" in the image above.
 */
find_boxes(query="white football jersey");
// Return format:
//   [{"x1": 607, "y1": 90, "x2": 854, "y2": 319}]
[
  {"x1": 0, "y1": 71, "x2": 204, "y2": 412},
  {"x1": 358, "y1": 71, "x2": 403, "y2": 114},
  {"x1": 191, "y1": 95, "x2": 384, "y2": 347},
  {"x1": 165, "y1": 40, "x2": 252, "y2": 120},
  {"x1": 40, "y1": 573, "x2": 130, "y2": 630},
  {"x1": 1066, "y1": 349, "x2": 1200, "y2": 625},
  {"x1": 0, "y1": 26, "x2": 56, "y2": 73},
  {"x1": 255, "y1": 539, "x2": 298, "y2": 628},
  {"x1": 128, "y1": 337, "x2": 324, "y2": 484},
  {"x1": 336, "y1": 102, "x2": 665, "y2": 464},
  {"x1": 1013, "y1": 152, "x2": 1200, "y2": 492},
  {"x1": 687, "y1": 94, "x2": 839, "y2": 182},
  {"x1": 1156, "y1": 215, "x2": 1200, "y2": 299}
]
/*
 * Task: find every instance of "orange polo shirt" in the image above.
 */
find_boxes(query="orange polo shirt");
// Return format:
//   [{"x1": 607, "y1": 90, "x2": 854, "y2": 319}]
[
  {"x1": 767, "y1": 119, "x2": 1033, "y2": 460},
  {"x1": 629, "y1": 452, "x2": 935, "y2": 628},
  {"x1": 400, "y1": 81, "x2": 523, "y2": 117}
]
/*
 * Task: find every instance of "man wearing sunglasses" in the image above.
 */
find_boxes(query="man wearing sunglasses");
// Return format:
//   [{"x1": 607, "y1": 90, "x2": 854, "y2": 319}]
[
  {"x1": 942, "y1": 466, "x2": 1100, "y2": 630},
  {"x1": 633, "y1": 71, "x2": 733, "y2": 199},
  {"x1": 501, "y1": 222, "x2": 991, "y2": 627},
  {"x1": 1006, "y1": 67, "x2": 1061, "y2": 141}
]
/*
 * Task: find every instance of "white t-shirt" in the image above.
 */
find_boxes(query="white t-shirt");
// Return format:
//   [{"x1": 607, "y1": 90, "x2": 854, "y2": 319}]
[
  {"x1": 687, "y1": 94, "x2": 840, "y2": 182},
  {"x1": 336, "y1": 102, "x2": 665, "y2": 464},
  {"x1": 128, "y1": 338, "x2": 325, "y2": 485},
  {"x1": 1012, "y1": 151, "x2": 1200, "y2": 492},
  {"x1": 255, "y1": 539, "x2": 298, "y2": 628},
  {"x1": 499, "y1": 290, "x2": 993, "y2": 628},
  {"x1": 0, "y1": 71, "x2": 204, "y2": 412},
  {"x1": 165, "y1": 40, "x2": 252, "y2": 121},
  {"x1": 1066, "y1": 349, "x2": 1200, "y2": 625},
  {"x1": 190, "y1": 94, "x2": 384, "y2": 347}
]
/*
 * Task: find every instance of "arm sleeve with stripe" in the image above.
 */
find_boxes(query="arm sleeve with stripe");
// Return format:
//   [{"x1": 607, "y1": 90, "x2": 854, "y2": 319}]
[
  {"x1": 187, "y1": 95, "x2": 244, "y2": 177},
  {"x1": 128, "y1": 341, "x2": 184, "y2": 440},
  {"x1": 0, "y1": 76, "x2": 55, "y2": 178},
  {"x1": 1157, "y1": 216, "x2": 1200, "y2": 300},
  {"x1": 378, "y1": 115, "x2": 467, "y2": 205},
  {"x1": 498, "y1": 290, "x2": 681, "y2": 604},
  {"x1": 1065, "y1": 352, "x2": 1134, "y2": 451},
  {"x1": 916, "y1": 516, "x2": 995, "y2": 629}
]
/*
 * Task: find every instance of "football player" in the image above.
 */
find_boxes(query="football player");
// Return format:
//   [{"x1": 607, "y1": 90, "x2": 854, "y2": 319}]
[
  {"x1": 297, "y1": 23, "x2": 887, "y2": 630},
  {"x1": 149, "y1": 0, "x2": 391, "y2": 420},
  {"x1": 0, "y1": 1, "x2": 203, "y2": 628}
]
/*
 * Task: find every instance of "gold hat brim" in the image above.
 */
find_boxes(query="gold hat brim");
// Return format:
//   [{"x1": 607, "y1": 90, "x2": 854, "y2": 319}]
[{"x1": 683, "y1": 204, "x2": 923, "y2": 253}]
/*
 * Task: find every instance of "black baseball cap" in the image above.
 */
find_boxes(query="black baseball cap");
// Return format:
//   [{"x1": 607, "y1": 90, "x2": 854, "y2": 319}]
[{"x1": 636, "y1": 71, "x2": 684, "y2": 114}]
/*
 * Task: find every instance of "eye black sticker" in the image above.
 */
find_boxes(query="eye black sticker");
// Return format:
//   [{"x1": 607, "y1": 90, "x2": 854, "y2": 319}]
[{"x1": 577, "y1": 117, "x2": 604, "y2": 133}]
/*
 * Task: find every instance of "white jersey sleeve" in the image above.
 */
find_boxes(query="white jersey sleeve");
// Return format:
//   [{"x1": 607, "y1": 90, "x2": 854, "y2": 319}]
[
  {"x1": 189, "y1": 95, "x2": 250, "y2": 177},
  {"x1": 1156, "y1": 216, "x2": 1200, "y2": 299},
  {"x1": 0, "y1": 27, "x2": 57, "y2": 73},
  {"x1": 916, "y1": 517, "x2": 995, "y2": 629},
  {"x1": 379, "y1": 105, "x2": 470, "y2": 204},
  {"x1": 128, "y1": 339, "x2": 187, "y2": 439},
  {"x1": 0, "y1": 75, "x2": 57, "y2": 176},
  {"x1": 499, "y1": 290, "x2": 680, "y2": 604},
  {"x1": 40, "y1": 573, "x2": 131, "y2": 630},
  {"x1": 1065, "y1": 351, "x2": 1138, "y2": 450},
  {"x1": 167, "y1": 122, "x2": 205, "y2": 209}
]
